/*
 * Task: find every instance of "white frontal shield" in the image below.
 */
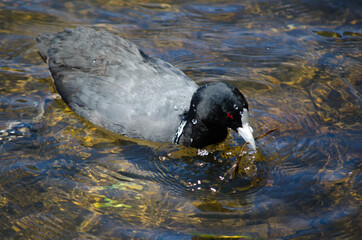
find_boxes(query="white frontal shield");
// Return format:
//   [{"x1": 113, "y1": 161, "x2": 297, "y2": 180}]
[{"x1": 237, "y1": 108, "x2": 256, "y2": 151}]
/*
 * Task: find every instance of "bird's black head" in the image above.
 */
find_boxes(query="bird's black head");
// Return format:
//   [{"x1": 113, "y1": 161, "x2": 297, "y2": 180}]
[{"x1": 177, "y1": 82, "x2": 256, "y2": 150}]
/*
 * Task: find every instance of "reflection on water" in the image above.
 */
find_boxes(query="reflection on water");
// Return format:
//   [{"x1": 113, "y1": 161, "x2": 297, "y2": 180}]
[{"x1": 0, "y1": 0, "x2": 361, "y2": 239}]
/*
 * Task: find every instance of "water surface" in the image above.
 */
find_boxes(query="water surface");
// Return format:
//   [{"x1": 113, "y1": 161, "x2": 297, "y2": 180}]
[{"x1": 0, "y1": 0, "x2": 361, "y2": 239}]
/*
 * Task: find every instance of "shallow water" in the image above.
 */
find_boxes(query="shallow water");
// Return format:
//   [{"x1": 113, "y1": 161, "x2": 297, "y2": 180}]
[{"x1": 0, "y1": 0, "x2": 361, "y2": 239}]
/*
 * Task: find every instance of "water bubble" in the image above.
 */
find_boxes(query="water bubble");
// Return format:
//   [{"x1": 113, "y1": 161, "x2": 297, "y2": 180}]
[
  {"x1": 174, "y1": 105, "x2": 178, "y2": 111},
  {"x1": 190, "y1": 138, "x2": 193, "y2": 143},
  {"x1": 233, "y1": 104, "x2": 238, "y2": 110},
  {"x1": 197, "y1": 149, "x2": 209, "y2": 156},
  {"x1": 196, "y1": 162, "x2": 205, "y2": 167},
  {"x1": 92, "y1": 59, "x2": 96, "y2": 63},
  {"x1": 192, "y1": 119, "x2": 197, "y2": 125},
  {"x1": 248, "y1": 150, "x2": 257, "y2": 155}
]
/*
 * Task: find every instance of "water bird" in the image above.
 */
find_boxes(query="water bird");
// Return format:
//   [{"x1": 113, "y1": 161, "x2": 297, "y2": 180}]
[{"x1": 36, "y1": 27, "x2": 256, "y2": 150}]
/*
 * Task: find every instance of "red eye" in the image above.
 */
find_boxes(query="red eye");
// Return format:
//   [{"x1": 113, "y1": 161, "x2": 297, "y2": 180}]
[{"x1": 227, "y1": 113, "x2": 233, "y2": 118}]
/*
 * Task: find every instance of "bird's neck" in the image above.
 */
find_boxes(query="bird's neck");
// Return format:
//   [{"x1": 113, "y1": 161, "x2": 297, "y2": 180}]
[{"x1": 178, "y1": 116, "x2": 228, "y2": 148}]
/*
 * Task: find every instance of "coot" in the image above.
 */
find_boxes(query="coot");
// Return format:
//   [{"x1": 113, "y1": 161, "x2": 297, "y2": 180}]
[{"x1": 36, "y1": 27, "x2": 256, "y2": 150}]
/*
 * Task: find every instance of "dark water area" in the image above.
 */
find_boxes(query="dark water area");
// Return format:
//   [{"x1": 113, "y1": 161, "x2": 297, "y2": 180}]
[{"x1": 0, "y1": 0, "x2": 361, "y2": 239}]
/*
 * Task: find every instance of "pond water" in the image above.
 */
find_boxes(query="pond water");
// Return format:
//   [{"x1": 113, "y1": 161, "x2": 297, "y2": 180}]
[{"x1": 0, "y1": 0, "x2": 361, "y2": 239}]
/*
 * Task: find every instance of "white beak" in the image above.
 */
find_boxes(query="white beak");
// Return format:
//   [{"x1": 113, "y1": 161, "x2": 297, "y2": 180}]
[{"x1": 237, "y1": 108, "x2": 256, "y2": 151}]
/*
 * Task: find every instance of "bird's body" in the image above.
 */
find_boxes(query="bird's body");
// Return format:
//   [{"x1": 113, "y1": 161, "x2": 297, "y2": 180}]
[{"x1": 37, "y1": 27, "x2": 256, "y2": 149}]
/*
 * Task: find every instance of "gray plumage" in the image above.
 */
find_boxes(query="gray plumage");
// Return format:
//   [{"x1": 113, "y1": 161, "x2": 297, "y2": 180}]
[{"x1": 37, "y1": 27, "x2": 198, "y2": 142}]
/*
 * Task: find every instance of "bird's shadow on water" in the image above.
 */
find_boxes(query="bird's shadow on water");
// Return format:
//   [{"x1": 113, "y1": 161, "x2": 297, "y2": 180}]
[
  {"x1": 161, "y1": 146, "x2": 268, "y2": 195},
  {"x1": 97, "y1": 140, "x2": 270, "y2": 201}
]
